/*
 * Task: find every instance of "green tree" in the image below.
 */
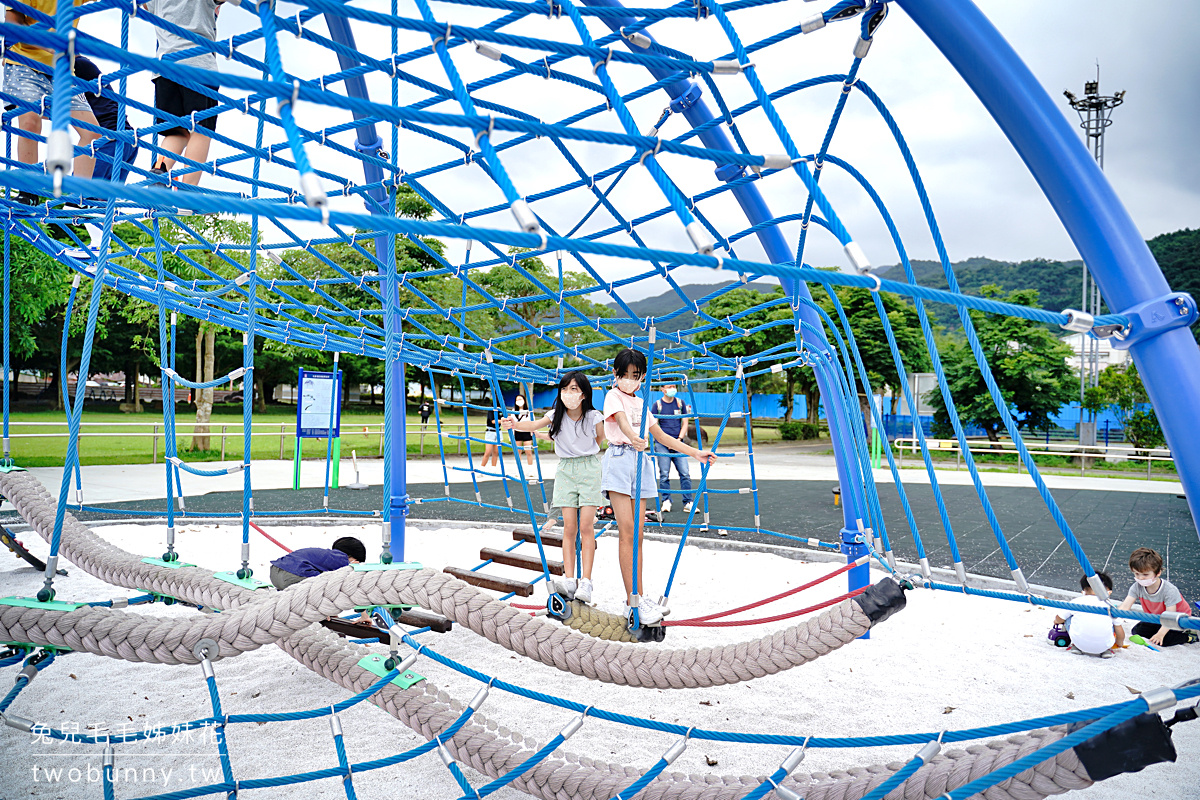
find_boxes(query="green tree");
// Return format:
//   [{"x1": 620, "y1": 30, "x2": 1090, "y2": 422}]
[
  {"x1": 817, "y1": 286, "x2": 930, "y2": 425},
  {"x1": 1124, "y1": 409, "x2": 1165, "y2": 451},
  {"x1": 694, "y1": 286, "x2": 792, "y2": 397},
  {"x1": 477, "y1": 248, "x2": 613, "y2": 372},
  {"x1": 929, "y1": 286, "x2": 1076, "y2": 442},
  {"x1": 1082, "y1": 363, "x2": 1165, "y2": 451}
]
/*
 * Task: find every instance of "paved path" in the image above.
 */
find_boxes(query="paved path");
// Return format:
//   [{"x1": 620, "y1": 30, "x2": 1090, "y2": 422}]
[{"x1": 8, "y1": 453, "x2": 1196, "y2": 602}]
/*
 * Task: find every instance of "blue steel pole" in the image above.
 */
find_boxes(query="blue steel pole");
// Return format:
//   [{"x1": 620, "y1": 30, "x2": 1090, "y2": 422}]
[
  {"x1": 580, "y1": 0, "x2": 871, "y2": 579},
  {"x1": 896, "y1": 0, "x2": 1200, "y2": 541},
  {"x1": 324, "y1": 14, "x2": 406, "y2": 560}
]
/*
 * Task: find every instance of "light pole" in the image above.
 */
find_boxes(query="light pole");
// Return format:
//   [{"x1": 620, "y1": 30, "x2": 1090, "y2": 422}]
[{"x1": 1064, "y1": 70, "x2": 1124, "y2": 433}]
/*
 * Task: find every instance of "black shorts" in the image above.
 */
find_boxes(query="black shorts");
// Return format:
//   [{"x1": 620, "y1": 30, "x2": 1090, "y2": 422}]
[
  {"x1": 154, "y1": 77, "x2": 218, "y2": 136},
  {"x1": 514, "y1": 431, "x2": 532, "y2": 443}
]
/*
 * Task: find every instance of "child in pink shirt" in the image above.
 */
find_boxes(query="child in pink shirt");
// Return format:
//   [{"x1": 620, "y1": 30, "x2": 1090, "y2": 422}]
[{"x1": 601, "y1": 348, "x2": 716, "y2": 625}]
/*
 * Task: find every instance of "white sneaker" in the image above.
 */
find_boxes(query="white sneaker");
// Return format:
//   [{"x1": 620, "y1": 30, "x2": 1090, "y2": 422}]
[
  {"x1": 661, "y1": 500, "x2": 672, "y2": 513},
  {"x1": 635, "y1": 597, "x2": 664, "y2": 626},
  {"x1": 682, "y1": 501, "x2": 693, "y2": 513},
  {"x1": 552, "y1": 576, "x2": 577, "y2": 599},
  {"x1": 574, "y1": 578, "x2": 593, "y2": 604}
]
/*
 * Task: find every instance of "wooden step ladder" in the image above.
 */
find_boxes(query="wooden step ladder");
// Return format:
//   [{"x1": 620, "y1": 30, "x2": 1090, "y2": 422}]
[{"x1": 443, "y1": 529, "x2": 565, "y2": 597}]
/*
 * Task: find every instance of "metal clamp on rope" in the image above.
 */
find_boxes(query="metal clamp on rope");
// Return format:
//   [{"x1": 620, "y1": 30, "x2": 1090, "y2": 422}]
[
  {"x1": 1059, "y1": 308, "x2": 1095, "y2": 334},
  {"x1": 662, "y1": 728, "x2": 693, "y2": 765},
  {"x1": 510, "y1": 199, "x2": 539, "y2": 233},
  {"x1": 1159, "y1": 611, "x2": 1187, "y2": 631},
  {"x1": 46, "y1": 129, "x2": 74, "y2": 197},
  {"x1": 687, "y1": 221, "x2": 714, "y2": 255},
  {"x1": 914, "y1": 730, "x2": 947, "y2": 764},
  {"x1": 711, "y1": 60, "x2": 751, "y2": 75},
  {"x1": 622, "y1": 28, "x2": 651, "y2": 49},
  {"x1": 474, "y1": 41, "x2": 502, "y2": 61},
  {"x1": 1, "y1": 712, "x2": 35, "y2": 732},
  {"x1": 800, "y1": 12, "x2": 826, "y2": 33},
  {"x1": 1141, "y1": 686, "x2": 1178, "y2": 714},
  {"x1": 843, "y1": 241, "x2": 871, "y2": 273},
  {"x1": 300, "y1": 172, "x2": 329, "y2": 219},
  {"x1": 468, "y1": 681, "x2": 491, "y2": 711},
  {"x1": 752, "y1": 153, "x2": 794, "y2": 174},
  {"x1": 559, "y1": 707, "x2": 591, "y2": 741}
]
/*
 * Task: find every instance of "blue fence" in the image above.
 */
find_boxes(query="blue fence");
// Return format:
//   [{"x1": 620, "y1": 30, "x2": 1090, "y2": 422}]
[{"x1": 525, "y1": 388, "x2": 1135, "y2": 442}]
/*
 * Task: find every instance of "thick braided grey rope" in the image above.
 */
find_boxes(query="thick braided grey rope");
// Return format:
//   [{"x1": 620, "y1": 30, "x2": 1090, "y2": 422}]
[
  {"x1": 0, "y1": 471, "x2": 1099, "y2": 800},
  {"x1": 0, "y1": 471, "x2": 878, "y2": 685}
]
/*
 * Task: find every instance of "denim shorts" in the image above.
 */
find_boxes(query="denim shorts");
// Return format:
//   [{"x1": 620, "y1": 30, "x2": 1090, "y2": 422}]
[
  {"x1": 484, "y1": 429, "x2": 499, "y2": 444},
  {"x1": 3, "y1": 62, "x2": 90, "y2": 115},
  {"x1": 552, "y1": 454, "x2": 602, "y2": 509},
  {"x1": 600, "y1": 444, "x2": 657, "y2": 500}
]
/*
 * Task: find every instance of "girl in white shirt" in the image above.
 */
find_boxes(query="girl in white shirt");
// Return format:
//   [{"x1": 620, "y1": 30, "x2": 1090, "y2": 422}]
[{"x1": 504, "y1": 372, "x2": 603, "y2": 603}]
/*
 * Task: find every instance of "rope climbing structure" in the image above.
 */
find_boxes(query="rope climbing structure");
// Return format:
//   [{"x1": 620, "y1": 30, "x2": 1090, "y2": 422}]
[{"x1": 1, "y1": 0, "x2": 1199, "y2": 798}]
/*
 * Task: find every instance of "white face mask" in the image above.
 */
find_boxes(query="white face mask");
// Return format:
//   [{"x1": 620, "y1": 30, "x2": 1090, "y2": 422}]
[
  {"x1": 515, "y1": 397, "x2": 525, "y2": 407},
  {"x1": 1135, "y1": 576, "x2": 1158, "y2": 588},
  {"x1": 617, "y1": 377, "x2": 641, "y2": 394},
  {"x1": 560, "y1": 390, "x2": 583, "y2": 410}
]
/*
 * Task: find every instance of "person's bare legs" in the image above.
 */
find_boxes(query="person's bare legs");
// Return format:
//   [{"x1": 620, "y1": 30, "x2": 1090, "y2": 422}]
[
  {"x1": 524, "y1": 444, "x2": 534, "y2": 466},
  {"x1": 16, "y1": 111, "x2": 40, "y2": 167},
  {"x1": 153, "y1": 132, "x2": 188, "y2": 171},
  {"x1": 481, "y1": 443, "x2": 498, "y2": 467},
  {"x1": 578, "y1": 505, "x2": 596, "y2": 579},
  {"x1": 561, "y1": 507, "x2": 578, "y2": 580},
  {"x1": 613, "y1": 492, "x2": 646, "y2": 601},
  {"x1": 70, "y1": 110, "x2": 100, "y2": 179},
  {"x1": 177, "y1": 132, "x2": 211, "y2": 185}
]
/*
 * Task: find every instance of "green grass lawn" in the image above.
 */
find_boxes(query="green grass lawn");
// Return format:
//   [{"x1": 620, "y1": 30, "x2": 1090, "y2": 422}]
[{"x1": 3, "y1": 406, "x2": 547, "y2": 467}]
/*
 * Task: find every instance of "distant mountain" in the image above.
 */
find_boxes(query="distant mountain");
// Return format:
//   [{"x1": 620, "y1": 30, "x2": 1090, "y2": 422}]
[
  {"x1": 874, "y1": 256, "x2": 1085, "y2": 331},
  {"x1": 603, "y1": 281, "x2": 777, "y2": 334},
  {"x1": 601, "y1": 232, "x2": 1199, "y2": 337}
]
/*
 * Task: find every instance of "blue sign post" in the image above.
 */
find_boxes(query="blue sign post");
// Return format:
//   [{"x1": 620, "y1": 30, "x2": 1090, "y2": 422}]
[{"x1": 294, "y1": 368, "x2": 342, "y2": 491}]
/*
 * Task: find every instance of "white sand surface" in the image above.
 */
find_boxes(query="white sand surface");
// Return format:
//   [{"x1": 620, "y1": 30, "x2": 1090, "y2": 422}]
[{"x1": 1, "y1": 520, "x2": 1198, "y2": 799}]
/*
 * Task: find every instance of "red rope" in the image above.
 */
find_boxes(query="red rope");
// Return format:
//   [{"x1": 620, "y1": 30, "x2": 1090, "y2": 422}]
[
  {"x1": 510, "y1": 602, "x2": 542, "y2": 610},
  {"x1": 663, "y1": 586, "x2": 870, "y2": 627},
  {"x1": 667, "y1": 560, "x2": 859, "y2": 626},
  {"x1": 250, "y1": 521, "x2": 293, "y2": 553}
]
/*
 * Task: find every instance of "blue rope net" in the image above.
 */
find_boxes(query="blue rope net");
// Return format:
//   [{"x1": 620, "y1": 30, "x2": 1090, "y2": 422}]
[{"x1": 1, "y1": 1, "x2": 1197, "y2": 796}]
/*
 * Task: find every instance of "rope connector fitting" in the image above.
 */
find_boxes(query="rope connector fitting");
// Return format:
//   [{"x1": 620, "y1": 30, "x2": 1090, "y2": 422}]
[
  {"x1": 801, "y1": 12, "x2": 826, "y2": 33},
  {"x1": 1141, "y1": 686, "x2": 1178, "y2": 714},
  {"x1": 844, "y1": 241, "x2": 871, "y2": 273},
  {"x1": 299, "y1": 172, "x2": 328, "y2": 211},
  {"x1": 711, "y1": 60, "x2": 750, "y2": 75},
  {"x1": 624, "y1": 30, "x2": 651, "y2": 49},
  {"x1": 46, "y1": 129, "x2": 74, "y2": 197},
  {"x1": 1059, "y1": 308, "x2": 1095, "y2": 334},
  {"x1": 474, "y1": 41, "x2": 502, "y2": 61},
  {"x1": 510, "y1": 199, "x2": 540, "y2": 233},
  {"x1": 686, "y1": 221, "x2": 714, "y2": 255},
  {"x1": 853, "y1": 37, "x2": 872, "y2": 59}
]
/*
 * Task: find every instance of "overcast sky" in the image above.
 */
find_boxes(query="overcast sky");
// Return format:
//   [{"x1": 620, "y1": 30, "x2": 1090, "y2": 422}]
[{"x1": 75, "y1": 1, "x2": 1200, "y2": 303}]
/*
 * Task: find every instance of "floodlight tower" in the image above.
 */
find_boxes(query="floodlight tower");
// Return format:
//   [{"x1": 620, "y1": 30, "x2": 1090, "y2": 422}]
[{"x1": 1064, "y1": 69, "x2": 1124, "y2": 425}]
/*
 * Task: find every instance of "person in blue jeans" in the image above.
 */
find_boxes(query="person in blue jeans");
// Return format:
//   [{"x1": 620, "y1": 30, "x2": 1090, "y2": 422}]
[{"x1": 651, "y1": 383, "x2": 693, "y2": 514}]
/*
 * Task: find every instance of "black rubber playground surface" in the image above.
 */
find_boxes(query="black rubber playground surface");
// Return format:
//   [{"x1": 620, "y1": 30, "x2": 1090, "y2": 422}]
[{"x1": 38, "y1": 476, "x2": 1200, "y2": 605}]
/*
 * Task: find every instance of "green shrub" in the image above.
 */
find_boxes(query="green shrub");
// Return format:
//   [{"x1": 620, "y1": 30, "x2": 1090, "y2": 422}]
[{"x1": 780, "y1": 422, "x2": 820, "y2": 441}]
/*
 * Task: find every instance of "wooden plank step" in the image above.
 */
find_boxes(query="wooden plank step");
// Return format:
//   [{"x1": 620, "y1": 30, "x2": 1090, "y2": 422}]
[
  {"x1": 392, "y1": 608, "x2": 454, "y2": 633},
  {"x1": 444, "y1": 566, "x2": 535, "y2": 597},
  {"x1": 512, "y1": 529, "x2": 564, "y2": 547},
  {"x1": 481, "y1": 547, "x2": 563, "y2": 576}
]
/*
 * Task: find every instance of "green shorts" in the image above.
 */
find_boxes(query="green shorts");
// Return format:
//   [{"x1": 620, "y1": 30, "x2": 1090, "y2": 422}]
[{"x1": 552, "y1": 454, "x2": 603, "y2": 509}]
